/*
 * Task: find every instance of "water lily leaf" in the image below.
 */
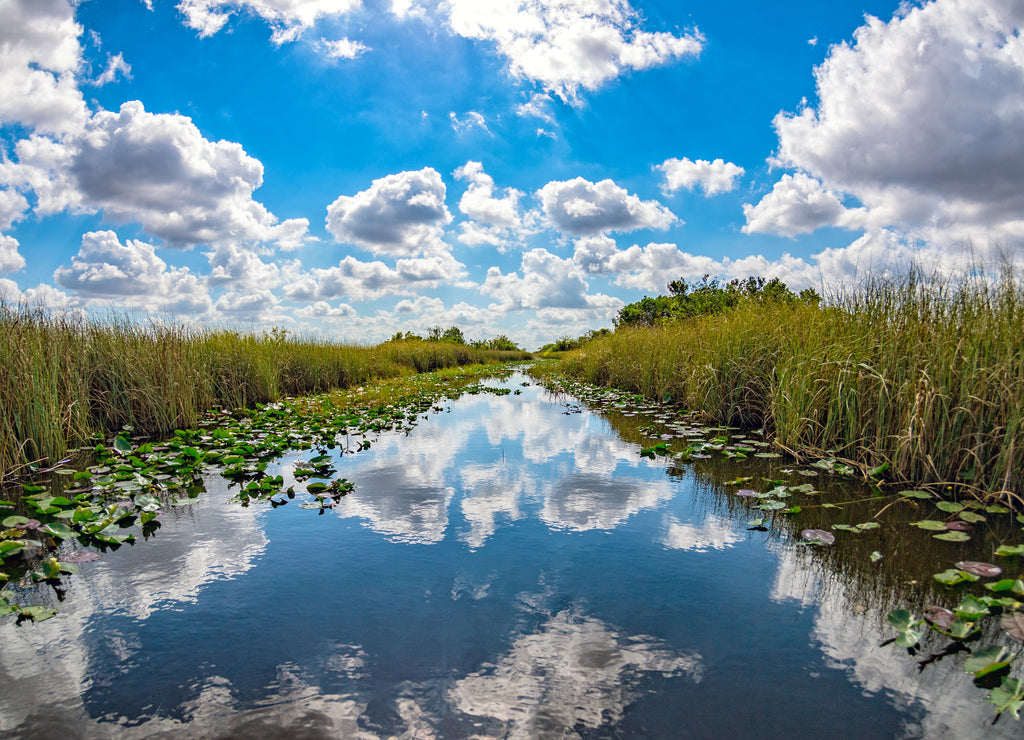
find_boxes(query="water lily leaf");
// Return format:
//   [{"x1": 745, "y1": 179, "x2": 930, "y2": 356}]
[
  {"x1": 935, "y1": 501, "x2": 965, "y2": 513},
  {"x1": 306, "y1": 482, "x2": 329, "y2": 493},
  {"x1": 887, "y1": 609, "x2": 924, "y2": 647},
  {"x1": 43, "y1": 522, "x2": 75, "y2": 539},
  {"x1": 987, "y1": 677, "x2": 1024, "y2": 719},
  {"x1": 756, "y1": 500, "x2": 787, "y2": 511},
  {"x1": 1002, "y1": 613, "x2": 1024, "y2": 641},
  {"x1": 948, "y1": 620, "x2": 980, "y2": 639},
  {"x1": 18, "y1": 606, "x2": 57, "y2": 622},
  {"x1": 801, "y1": 529, "x2": 835, "y2": 545},
  {"x1": 934, "y1": 569, "x2": 978, "y2": 585},
  {"x1": 112, "y1": 436, "x2": 132, "y2": 455},
  {"x1": 954, "y1": 595, "x2": 991, "y2": 621},
  {"x1": 985, "y1": 504, "x2": 1011, "y2": 514},
  {"x1": 870, "y1": 551, "x2": 883, "y2": 563},
  {"x1": 995, "y1": 544, "x2": 1024, "y2": 557},
  {"x1": 958, "y1": 511, "x2": 986, "y2": 524},
  {"x1": 133, "y1": 494, "x2": 161, "y2": 512},
  {"x1": 746, "y1": 517, "x2": 767, "y2": 529},
  {"x1": 964, "y1": 645, "x2": 1016, "y2": 678},
  {"x1": 61, "y1": 550, "x2": 102, "y2": 563},
  {"x1": 735, "y1": 489, "x2": 758, "y2": 497},
  {"x1": 955, "y1": 561, "x2": 1002, "y2": 578},
  {"x1": 910, "y1": 520, "x2": 947, "y2": 530},
  {"x1": 933, "y1": 531, "x2": 971, "y2": 542},
  {"x1": 924, "y1": 606, "x2": 956, "y2": 630},
  {"x1": 900, "y1": 490, "x2": 932, "y2": 499}
]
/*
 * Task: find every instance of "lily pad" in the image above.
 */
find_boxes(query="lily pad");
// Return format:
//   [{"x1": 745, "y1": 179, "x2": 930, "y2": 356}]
[
  {"x1": 801, "y1": 529, "x2": 835, "y2": 545},
  {"x1": 987, "y1": 677, "x2": 1024, "y2": 719},
  {"x1": 933, "y1": 568, "x2": 978, "y2": 585},
  {"x1": 735, "y1": 489, "x2": 758, "y2": 498},
  {"x1": 1002, "y1": 613, "x2": 1024, "y2": 641},
  {"x1": 923, "y1": 606, "x2": 956, "y2": 630},
  {"x1": 933, "y1": 531, "x2": 971, "y2": 542},
  {"x1": 899, "y1": 490, "x2": 932, "y2": 499},
  {"x1": 964, "y1": 646, "x2": 1016, "y2": 678},
  {"x1": 910, "y1": 520, "x2": 948, "y2": 531},
  {"x1": 61, "y1": 550, "x2": 102, "y2": 563},
  {"x1": 955, "y1": 561, "x2": 1002, "y2": 578},
  {"x1": 953, "y1": 595, "x2": 991, "y2": 621}
]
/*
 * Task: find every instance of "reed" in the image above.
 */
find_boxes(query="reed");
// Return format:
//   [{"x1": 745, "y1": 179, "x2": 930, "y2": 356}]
[
  {"x1": 0, "y1": 307, "x2": 529, "y2": 479},
  {"x1": 557, "y1": 270, "x2": 1024, "y2": 501}
]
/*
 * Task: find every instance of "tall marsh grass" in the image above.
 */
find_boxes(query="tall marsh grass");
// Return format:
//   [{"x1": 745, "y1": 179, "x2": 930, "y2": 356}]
[
  {"x1": 0, "y1": 308, "x2": 529, "y2": 479},
  {"x1": 558, "y1": 271, "x2": 1024, "y2": 501}
]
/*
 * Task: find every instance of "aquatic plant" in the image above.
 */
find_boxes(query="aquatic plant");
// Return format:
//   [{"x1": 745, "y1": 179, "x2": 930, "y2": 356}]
[
  {"x1": 0, "y1": 306, "x2": 530, "y2": 480},
  {"x1": 552, "y1": 269, "x2": 1024, "y2": 501}
]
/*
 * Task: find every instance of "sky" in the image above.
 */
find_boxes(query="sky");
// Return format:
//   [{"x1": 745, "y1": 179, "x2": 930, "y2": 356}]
[{"x1": 1, "y1": 0, "x2": 1022, "y2": 349}]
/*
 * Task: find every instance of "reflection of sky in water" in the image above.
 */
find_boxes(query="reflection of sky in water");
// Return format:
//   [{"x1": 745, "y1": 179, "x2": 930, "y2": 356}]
[{"x1": 1, "y1": 372, "x2": 1018, "y2": 738}]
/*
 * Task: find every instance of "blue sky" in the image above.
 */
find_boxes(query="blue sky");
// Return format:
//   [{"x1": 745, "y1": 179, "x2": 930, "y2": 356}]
[{"x1": 1, "y1": 0, "x2": 1021, "y2": 348}]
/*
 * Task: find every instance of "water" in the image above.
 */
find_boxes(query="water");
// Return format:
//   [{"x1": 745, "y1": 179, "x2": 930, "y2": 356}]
[{"x1": 1, "y1": 372, "x2": 1019, "y2": 738}]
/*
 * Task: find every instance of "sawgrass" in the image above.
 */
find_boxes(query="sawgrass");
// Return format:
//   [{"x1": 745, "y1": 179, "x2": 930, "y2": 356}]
[
  {"x1": 557, "y1": 270, "x2": 1024, "y2": 501},
  {"x1": 0, "y1": 308, "x2": 529, "y2": 478}
]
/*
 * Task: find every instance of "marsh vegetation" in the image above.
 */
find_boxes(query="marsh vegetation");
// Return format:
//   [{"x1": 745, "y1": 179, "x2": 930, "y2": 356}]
[{"x1": 553, "y1": 270, "x2": 1024, "y2": 502}]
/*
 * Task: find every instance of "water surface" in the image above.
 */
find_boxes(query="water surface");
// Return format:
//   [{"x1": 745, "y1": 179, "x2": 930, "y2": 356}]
[{"x1": 1, "y1": 372, "x2": 1018, "y2": 738}]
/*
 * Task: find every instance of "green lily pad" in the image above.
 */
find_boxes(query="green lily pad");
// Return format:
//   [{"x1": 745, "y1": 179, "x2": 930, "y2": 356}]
[
  {"x1": 900, "y1": 490, "x2": 932, "y2": 499},
  {"x1": 933, "y1": 531, "x2": 971, "y2": 542},
  {"x1": 933, "y1": 569, "x2": 978, "y2": 586},
  {"x1": 987, "y1": 677, "x2": 1024, "y2": 719},
  {"x1": 935, "y1": 501, "x2": 966, "y2": 513},
  {"x1": 954, "y1": 595, "x2": 991, "y2": 621},
  {"x1": 964, "y1": 646, "x2": 1016, "y2": 678},
  {"x1": 910, "y1": 520, "x2": 948, "y2": 530}
]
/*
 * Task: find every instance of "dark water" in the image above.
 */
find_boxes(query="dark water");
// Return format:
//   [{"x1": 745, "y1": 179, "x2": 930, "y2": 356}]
[{"x1": 1, "y1": 372, "x2": 1019, "y2": 738}]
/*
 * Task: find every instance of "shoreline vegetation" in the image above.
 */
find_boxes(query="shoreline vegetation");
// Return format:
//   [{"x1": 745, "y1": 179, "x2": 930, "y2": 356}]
[
  {"x1": 0, "y1": 308, "x2": 530, "y2": 482},
  {"x1": 549, "y1": 270, "x2": 1024, "y2": 503}
]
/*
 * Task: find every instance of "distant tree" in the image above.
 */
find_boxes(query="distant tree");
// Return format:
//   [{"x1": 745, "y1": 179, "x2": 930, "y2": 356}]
[{"x1": 616, "y1": 275, "x2": 818, "y2": 328}]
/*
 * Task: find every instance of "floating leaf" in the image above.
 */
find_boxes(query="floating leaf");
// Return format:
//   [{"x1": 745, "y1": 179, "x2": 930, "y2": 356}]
[
  {"x1": 958, "y1": 511, "x2": 986, "y2": 524},
  {"x1": 985, "y1": 504, "x2": 1011, "y2": 514},
  {"x1": 985, "y1": 579, "x2": 1024, "y2": 595},
  {"x1": 801, "y1": 529, "x2": 835, "y2": 545},
  {"x1": 112, "y1": 436, "x2": 132, "y2": 455},
  {"x1": 933, "y1": 569, "x2": 978, "y2": 585},
  {"x1": 935, "y1": 501, "x2": 966, "y2": 513},
  {"x1": 987, "y1": 677, "x2": 1024, "y2": 719},
  {"x1": 735, "y1": 489, "x2": 758, "y2": 498},
  {"x1": 923, "y1": 606, "x2": 956, "y2": 630},
  {"x1": 995, "y1": 544, "x2": 1024, "y2": 557},
  {"x1": 869, "y1": 551, "x2": 883, "y2": 563},
  {"x1": 933, "y1": 531, "x2": 971, "y2": 542},
  {"x1": 18, "y1": 606, "x2": 56, "y2": 622},
  {"x1": 955, "y1": 561, "x2": 1002, "y2": 578},
  {"x1": 953, "y1": 595, "x2": 991, "y2": 621},
  {"x1": 900, "y1": 490, "x2": 932, "y2": 499},
  {"x1": 964, "y1": 646, "x2": 1016, "y2": 678},
  {"x1": 910, "y1": 520, "x2": 947, "y2": 531},
  {"x1": 944, "y1": 520, "x2": 971, "y2": 532},
  {"x1": 61, "y1": 550, "x2": 102, "y2": 563},
  {"x1": 306, "y1": 482, "x2": 329, "y2": 493},
  {"x1": 997, "y1": 613, "x2": 1024, "y2": 643},
  {"x1": 887, "y1": 609, "x2": 924, "y2": 648},
  {"x1": 746, "y1": 517, "x2": 767, "y2": 529}
]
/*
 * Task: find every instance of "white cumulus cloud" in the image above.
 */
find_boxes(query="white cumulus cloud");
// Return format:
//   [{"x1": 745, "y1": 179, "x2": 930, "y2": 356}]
[
  {"x1": 53, "y1": 230, "x2": 211, "y2": 313},
  {"x1": 326, "y1": 168, "x2": 452, "y2": 257},
  {"x1": 453, "y1": 161, "x2": 526, "y2": 249},
  {"x1": 482, "y1": 247, "x2": 619, "y2": 311},
  {"x1": 7, "y1": 101, "x2": 309, "y2": 249},
  {"x1": 656, "y1": 156, "x2": 744, "y2": 196},
  {"x1": 446, "y1": 0, "x2": 704, "y2": 104},
  {"x1": 753, "y1": 0, "x2": 1024, "y2": 250},
  {"x1": 0, "y1": 0, "x2": 89, "y2": 136},
  {"x1": 538, "y1": 177, "x2": 677, "y2": 236},
  {"x1": 177, "y1": 0, "x2": 362, "y2": 44}
]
